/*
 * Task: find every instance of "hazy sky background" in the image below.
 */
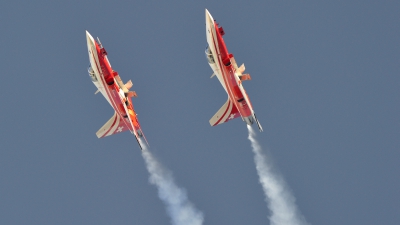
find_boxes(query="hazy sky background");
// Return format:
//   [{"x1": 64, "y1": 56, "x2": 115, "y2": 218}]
[{"x1": 1, "y1": 1, "x2": 399, "y2": 224}]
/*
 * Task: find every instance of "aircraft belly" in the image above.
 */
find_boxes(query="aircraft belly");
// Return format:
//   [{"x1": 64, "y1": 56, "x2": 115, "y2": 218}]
[{"x1": 224, "y1": 67, "x2": 252, "y2": 118}]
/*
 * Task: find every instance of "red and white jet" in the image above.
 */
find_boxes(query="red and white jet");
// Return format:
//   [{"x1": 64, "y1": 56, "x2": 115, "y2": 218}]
[
  {"x1": 86, "y1": 31, "x2": 148, "y2": 149},
  {"x1": 205, "y1": 9, "x2": 263, "y2": 131}
]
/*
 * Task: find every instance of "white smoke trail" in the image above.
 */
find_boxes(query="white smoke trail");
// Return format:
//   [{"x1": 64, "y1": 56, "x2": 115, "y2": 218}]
[
  {"x1": 247, "y1": 125, "x2": 309, "y2": 225},
  {"x1": 140, "y1": 143, "x2": 204, "y2": 225}
]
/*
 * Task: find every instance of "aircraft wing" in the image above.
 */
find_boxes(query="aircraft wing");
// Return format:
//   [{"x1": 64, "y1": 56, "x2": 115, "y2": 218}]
[
  {"x1": 209, "y1": 98, "x2": 241, "y2": 126},
  {"x1": 96, "y1": 111, "x2": 131, "y2": 138}
]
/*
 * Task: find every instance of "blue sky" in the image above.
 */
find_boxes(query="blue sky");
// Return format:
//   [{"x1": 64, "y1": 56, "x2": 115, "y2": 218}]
[{"x1": 1, "y1": 1, "x2": 399, "y2": 224}]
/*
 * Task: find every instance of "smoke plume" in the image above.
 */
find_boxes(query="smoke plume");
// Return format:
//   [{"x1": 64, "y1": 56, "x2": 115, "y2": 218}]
[
  {"x1": 140, "y1": 143, "x2": 204, "y2": 225},
  {"x1": 247, "y1": 126, "x2": 309, "y2": 225}
]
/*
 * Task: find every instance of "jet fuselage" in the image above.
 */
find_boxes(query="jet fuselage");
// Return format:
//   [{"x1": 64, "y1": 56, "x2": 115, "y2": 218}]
[
  {"x1": 205, "y1": 10, "x2": 257, "y2": 126},
  {"x1": 86, "y1": 31, "x2": 145, "y2": 146}
]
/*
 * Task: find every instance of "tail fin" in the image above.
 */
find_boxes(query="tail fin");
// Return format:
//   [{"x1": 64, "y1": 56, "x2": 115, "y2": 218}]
[
  {"x1": 209, "y1": 98, "x2": 241, "y2": 126},
  {"x1": 96, "y1": 112, "x2": 130, "y2": 138}
]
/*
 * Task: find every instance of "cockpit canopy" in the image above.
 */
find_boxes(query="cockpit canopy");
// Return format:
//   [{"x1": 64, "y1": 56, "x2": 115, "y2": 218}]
[
  {"x1": 87, "y1": 64, "x2": 97, "y2": 82},
  {"x1": 205, "y1": 46, "x2": 215, "y2": 64}
]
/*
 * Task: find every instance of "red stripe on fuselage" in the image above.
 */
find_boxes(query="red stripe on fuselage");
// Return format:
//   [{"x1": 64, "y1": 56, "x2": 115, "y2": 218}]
[
  {"x1": 89, "y1": 44, "x2": 133, "y2": 132},
  {"x1": 210, "y1": 22, "x2": 252, "y2": 118}
]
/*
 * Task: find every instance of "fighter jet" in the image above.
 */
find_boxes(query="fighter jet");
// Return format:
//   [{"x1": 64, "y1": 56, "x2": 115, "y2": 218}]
[
  {"x1": 205, "y1": 9, "x2": 263, "y2": 131},
  {"x1": 86, "y1": 31, "x2": 148, "y2": 149}
]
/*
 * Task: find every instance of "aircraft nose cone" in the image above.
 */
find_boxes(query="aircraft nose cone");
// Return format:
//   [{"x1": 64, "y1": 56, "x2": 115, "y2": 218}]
[
  {"x1": 86, "y1": 30, "x2": 93, "y2": 42},
  {"x1": 205, "y1": 9, "x2": 213, "y2": 22},
  {"x1": 86, "y1": 30, "x2": 96, "y2": 48},
  {"x1": 205, "y1": 9, "x2": 215, "y2": 32}
]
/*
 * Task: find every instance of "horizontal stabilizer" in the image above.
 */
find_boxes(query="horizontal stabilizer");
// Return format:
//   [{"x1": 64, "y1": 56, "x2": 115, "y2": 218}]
[
  {"x1": 126, "y1": 91, "x2": 137, "y2": 98},
  {"x1": 231, "y1": 57, "x2": 238, "y2": 70},
  {"x1": 239, "y1": 74, "x2": 251, "y2": 81},
  {"x1": 210, "y1": 73, "x2": 216, "y2": 78},
  {"x1": 209, "y1": 98, "x2": 241, "y2": 126},
  {"x1": 114, "y1": 74, "x2": 129, "y2": 93},
  {"x1": 231, "y1": 58, "x2": 245, "y2": 76},
  {"x1": 238, "y1": 63, "x2": 245, "y2": 74},
  {"x1": 125, "y1": 80, "x2": 133, "y2": 90},
  {"x1": 96, "y1": 112, "x2": 130, "y2": 138},
  {"x1": 94, "y1": 89, "x2": 100, "y2": 95}
]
